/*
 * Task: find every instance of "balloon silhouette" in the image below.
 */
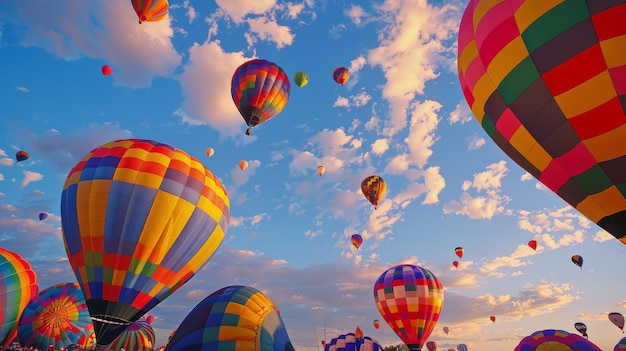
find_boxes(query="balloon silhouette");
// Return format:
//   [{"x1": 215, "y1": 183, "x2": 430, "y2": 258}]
[
  {"x1": 452, "y1": 261, "x2": 459, "y2": 268},
  {"x1": 490, "y1": 315, "x2": 496, "y2": 323},
  {"x1": 17, "y1": 282, "x2": 91, "y2": 350},
  {"x1": 0, "y1": 248, "x2": 38, "y2": 347},
  {"x1": 514, "y1": 329, "x2": 601, "y2": 351},
  {"x1": 373, "y1": 319, "x2": 380, "y2": 330},
  {"x1": 231, "y1": 59, "x2": 291, "y2": 135},
  {"x1": 455, "y1": 247, "x2": 464, "y2": 259},
  {"x1": 167, "y1": 285, "x2": 295, "y2": 351},
  {"x1": 458, "y1": 0, "x2": 626, "y2": 245},
  {"x1": 571, "y1": 255, "x2": 584, "y2": 269},
  {"x1": 15, "y1": 151, "x2": 29, "y2": 162},
  {"x1": 373, "y1": 264, "x2": 444, "y2": 351},
  {"x1": 60, "y1": 139, "x2": 231, "y2": 346},
  {"x1": 131, "y1": 0, "x2": 168, "y2": 24},
  {"x1": 324, "y1": 333, "x2": 383, "y2": 351},
  {"x1": 426, "y1": 341, "x2": 437, "y2": 351},
  {"x1": 609, "y1": 312, "x2": 625, "y2": 332},
  {"x1": 101, "y1": 65, "x2": 113, "y2": 76},
  {"x1": 574, "y1": 322, "x2": 588, "y2": 338},
  {"x1": 38, "y1": 213, "x2": 48, "y2": 221}
]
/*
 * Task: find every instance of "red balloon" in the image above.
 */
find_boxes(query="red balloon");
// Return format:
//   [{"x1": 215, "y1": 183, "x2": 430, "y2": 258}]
[
  {"x1": 528, "y1": 240, "x2": 537, "y2": 251},
  {"x1": 101, "y1": 65, "x2": 113, "y2": 76},
  {"x1": 452, "y1": 261, "x2": 459, "y2": 268},
  {"x1": 490, "y1": 315, "x2": 496, "y2": 323}
]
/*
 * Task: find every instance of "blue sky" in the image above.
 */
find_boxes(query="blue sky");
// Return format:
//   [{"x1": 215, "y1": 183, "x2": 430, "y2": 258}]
[{"x1": 0, "y1": 1, "x2": 625, "y2": 350}]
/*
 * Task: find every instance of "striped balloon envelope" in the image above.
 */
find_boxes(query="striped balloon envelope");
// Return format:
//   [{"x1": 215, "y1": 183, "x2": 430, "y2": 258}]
[
  {"x1": 60, "y1": 139, "x2": 230, "y2": 346},
  {"x1": 458, "y1": 0, "x2": 626, "y2": 245},
  {"x1": 166, "y1": 285, "x2": 294, "y2": 351},
  {"x1": 0, "y1": 248, "x2": 38, "y2": 347},
  {"x1": 457, "y1": 344, "x2": 468, "y2": 351},
  {"x1": 17, "y1": 282, "x2": 91, "y2": 350},
  {"x1": 615, "y1": 337, "x2": 626, "y2": 350},
  {"x1": 100, "y1": 319, "x2": 155, "y2": 351},
  {"x1": 131, "y1": 0, "x2": 168, "y2": 24},
  {"x1": 514, "y1": 329, "x2": 601, "y2": 350},
  {"x1": 231, "y1": 59, "x2": 291, "y2": 135},
  {"x1": 373, "y1": 264, "x2": 444, "y2": 351}
]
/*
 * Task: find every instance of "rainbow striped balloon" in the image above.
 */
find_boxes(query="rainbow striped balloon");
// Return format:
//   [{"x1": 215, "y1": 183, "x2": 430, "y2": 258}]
[
  {"x1": 458, "y1": 0, "x2": 626, "y2": 244},
  {"x1": 615, "y1": 337, "x2": 626, "y2": 350},
  {"x1": 100, "y1": 319, "x2": 155, "y2": 351},
  {"x1": 0, "y1": 248, "x2": 38, "y2": 347},
  {"x1": 167, "y1": 285, "x2": 294, "y2": 351},
  {"x1": 131, "y1": 0, "x2": 168, "y2": 23},
  {"x1": 61, "y1": 139, "x2": 230, "y2": 346},
  {"x1": 374, "y1": 265, "x2": 443, "y2": 351},
  {"x1": 18, "y1": 282, "x2": 91, "y2": 350},
  {"x1": 514, "y1": 329, "x2": 601, "y2": 350},
  {"x1": 231, "y1": 59, "x2": 291, "y2": 135}
]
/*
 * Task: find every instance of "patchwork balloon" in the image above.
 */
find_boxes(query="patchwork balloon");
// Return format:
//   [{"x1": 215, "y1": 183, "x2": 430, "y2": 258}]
[
  {"x1": 60, "y1": 139, "x2": 230, "y2": 346},
  {"x1": 166, "y1": 285, "x2": 295, "y2": 351},
  {"x1": 324, "y1": 333, "x2": 382, "y2": 351},
  {"x1": 99, "y1": 319, "x2": 155, "y2": 351},
  {"x1": 0, "y1": 248, "x2": 38, "y2": 347},
  {"x1": 373, "y1": 264, "x2": 444, "y2": 351},
  {"x1": 17, "y1": 282, "x2": 91, "y2": 350},
  {"x1": 513, "y1": 329, "x2": 601, "y2": 351},
  {"x1": 458, "y1": 0, "x2": 626, "y2": 245},
  {"x1": 231, "y1": 59, "x2": 291, "y2": 135}
]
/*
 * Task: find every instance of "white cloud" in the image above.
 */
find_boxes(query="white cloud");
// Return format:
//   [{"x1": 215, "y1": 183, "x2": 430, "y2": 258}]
[
  {"x1": 449, "y1": 101, "x2": 473, "y2": 124},
  {"x1": 214, "y1": 0, "x2": 276, "y2": 23},
  {"x1": 333, "y1": 96, "x2": 350, "y2": 108},
  {"x1": 468, "y1": 134, "x2": 485, "y2": 150},
  {"x1": 284, "y1": 2, "x2": 305, "y2": 20},
  {"x1": 405, "y1": 100, "x2": 442, "y2": 169},
  {"x1": 246, "y1": 17, "x2": 294, "y2": 49},
  {"x1": 16, "y1": 86, "x2": 29, "y2": 93},
  {"x1": 371, "y1": 139, "x2": 389, "y2": 155},
  {"x1": 593, "y1": 230, "x2": 614, "y2": 243},
  {"x1": 20, "y1": 170, "x2": 43, "y2": 189},
  {"x1": 346, "y1": 6, "x2": 370, "y2": 26}
]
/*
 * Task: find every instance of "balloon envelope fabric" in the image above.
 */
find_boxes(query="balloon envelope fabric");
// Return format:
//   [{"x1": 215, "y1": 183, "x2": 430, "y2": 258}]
[
  {"x1": 457, "y1": 0, "x2": 626, "y2": 244},
  {"x1": 513, "y1": 329, "x2": 602, "y2": 350},
  {"x1": 17, "y1": 282, "x2": 91, "y2": 350},
  {"x1": 60, "y1": 138, "x2": 231, "y2": 346},
  {"x1": 615, "y1": 337, "x2": 626, "y2": 350},
  {"x1": 166, "y1": 285, "x2": 295, "y2": 351},
  {"x1": 0, "y1": 248, "x2": 38, "y2": 347},
  {"x1": 99, "y1": 319, "x2": 155, "y2": 351}
]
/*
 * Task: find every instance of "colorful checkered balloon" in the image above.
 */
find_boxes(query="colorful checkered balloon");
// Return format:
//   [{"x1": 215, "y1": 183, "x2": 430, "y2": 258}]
[
  {"x1": 458, "y1": 0, "x2": 626, "y2": 244},
  {"x1": 373, "y1": 265, "x2": 444, "y2": 351}
]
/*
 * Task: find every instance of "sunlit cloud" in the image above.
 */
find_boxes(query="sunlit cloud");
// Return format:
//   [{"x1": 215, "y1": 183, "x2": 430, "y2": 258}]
[{"x1": 20, "y1": 170, "x2": 43, "y2": 189}]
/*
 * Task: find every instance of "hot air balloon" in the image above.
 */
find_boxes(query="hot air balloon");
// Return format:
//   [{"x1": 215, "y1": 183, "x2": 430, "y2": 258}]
[
  {"x1": 373, "y1": 320, "x2": 380, "y2": 330},
  {"x1": 361, "y1": 175, "x2": 386, "y2": 209},
  {"x1": 15, "y1": 151, "x2": 29, "y2": 162},
  {"x1": 294, "y1": 71, "x2": 309, "y2": 88},
  {"x1": 490, "y1": 315, "x2": 496, "y2": 323},
  {"x1": 60, "y1": 139, "x2": 231, "y2": 346},
  {"x1": 239, "y1": 160, "x2": 248, "y2": 171},
  {"x1": 373, "y1": 264, "x2": 444, "y2": 351},
  {"x1": 17, "y1": 282, "x2": 91, "y2": 350},
  {"x1": 166, "y1": 285, "x2": 295, "y2": 351},
  {"x1": 101, "y1": 65, "x2": 113, "y2": 76},
  {"x1": 457, "y1": 344, "x2": 468, "y2": 351},
  {"x1": 0, "y1": 248, "x2": 38, "y2": 347},
  {"x1": 616, "y1": 337, "x2": 626, "y2": 350},
  {"x1": 443, "y1": 327, "x2": 449, "y2": 335},
  {"x1": 575, "y1": 322, "x2": 588, "y2": 338},
  {"x1": 426, "y1": 341, "x2": 437, "y2": 351},
  {"x1": 231, "y1": 59, "x2": 291, "y2": 135},
  {"x1": 205, "y1": 147, "x2": 214, "y2": 158},
  {"x1": 572, "y1": 255, "x2": 583, "y2": 269},
  {"x1": 452, "y1": 261, "x2": 459, "y2": 268},
  {"x1": 146, "y1": 315, "x2": 154, "y2": 324},
  {"x1": 317, "y1": 165, "x2": 325, "y2": 176},
  {"x1": 351, "y1": 234, "x2": 363, "y2": 250},
  {"x1": 513, "y1": 329, "x2": 601, "y2": 351},
  {"x1": 131, "y1": 0, "x2": 168, "y2": 24},
  {"x1": 38, "y1": 212, "x2": 48, "y2": 221},
  {"x1": 321, "y1": 340, "x2": 326, "y2": 346},
  {"x1": 458, "y1": 0, "x2": 626, "y2": 246},
  {"x1": 528, "y1": 240, "x2": 537, "y2": 251},
  {"x1": 324, "y1": 333, "x2": 383, "y2": 351},
  {"x1": 332, "y1": 66, "x2": 350, "y2": 86},
  {"x1": 455, "y1": 247, "x2": 464, "y2": 259},
  {"x1": 609, "y1": 312, "x2": 625, "y2": 333},
  {"x1": 99, "y1": 319, "x2": 155, "y2": 351}
]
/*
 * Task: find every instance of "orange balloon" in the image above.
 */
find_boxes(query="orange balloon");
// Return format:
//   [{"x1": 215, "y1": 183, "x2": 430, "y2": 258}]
[{"x1": 238, "y1": 160, "x2": 248, "y2": 171}]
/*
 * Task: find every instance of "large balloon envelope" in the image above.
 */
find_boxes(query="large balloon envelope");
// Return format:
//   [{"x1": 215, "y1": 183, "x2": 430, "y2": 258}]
[
  {"x1": 457, "y1": 0, "x2": 626, "y2": 245},
  {"x1": 166, "y1": 285, "x2": 295, "y2": 351},
  {"x1": 361, "y1": 176, "x2": 386, "y2": 209},
  {"x1": 131, "y1": 0, "x2": 168, "y2": 23},
  {"x1": 60, "y1": 139, "x2": 231, "y2": 346},
  {"x1": 514, "y1": 329, "x2": 601, "y2": 351},
  {"x1": 616, "y1": 337, "x2": 626, "y2": 350},
  {"x1": 0, "y1": 248, "x2": 38, "y2": 347},
  {"x1": 17, "y1": 282, "x2": 91, "y2": 350},
  {"x1": 231, "y1": 59, "x2": 291, "y2": 135},
  {"x1": 373, "y1": 264, "x2": 444, "y2": 351},
  {"x1": 99, "y1": 319, "x2": 155, "y2": 351}
]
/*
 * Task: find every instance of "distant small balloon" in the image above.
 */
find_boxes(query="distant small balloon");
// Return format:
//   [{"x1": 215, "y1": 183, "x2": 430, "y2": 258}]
[
  {"x1": 332, "y1": 66, "x2": 350, "y2": 86},
  {"x1": 443, "y1": 326, "x2": 449, "y2": 335},
  {"x1": 426, "y1": 341, "x2": 437, "y2": 351},
  {"x1": 293, "y1": 71, "x2": 309, "y2": 88},
  {"x1": 490, "y1": 315, "x2": 496, "y2": 323},
  {"x1": 205, "y1": 147, "x2": 214, "y2": 158},
  {"x1": 373, "y1": 319, "x2": 380, "y2": 330},
  {"x1": 574, "y1": 322, "x2": 588, "y2": 338},
  {"x1": 528, "y1": 240, "x2": 537, "y2": 251},
  {"x1": 455, "y1": 247, "x2": 464, "y2": 259},
  {"x1": 571, "y1": 255, "x2": 583, "y2": 269},
  {"x1": 146, "y1": 315, "x2": 155, "y2": 324},
  {"x1": 101, "y1": 65, "x2": 113, "y2": 76},
  {"x1": 351, "y1": 234, "x2": 363, "y2": 250},
  {"x1": 239, "y1": 160, "x2": 248, "y2": 171},
  {"x1": 317, "y1": 165, "x2": 325, "y2": 176},
  {"x1": 609, "y1": 312, "x2": 625, "y2": 333},
  {"x1": 452, "y1": 261, "x2": 459, "y2": 268},
  {"x1": 38, "y1": 213, "x2": 48, "y2": 221},
  {"x1": 15, "y1": 151, "x2": 29, "y2": 162}
]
